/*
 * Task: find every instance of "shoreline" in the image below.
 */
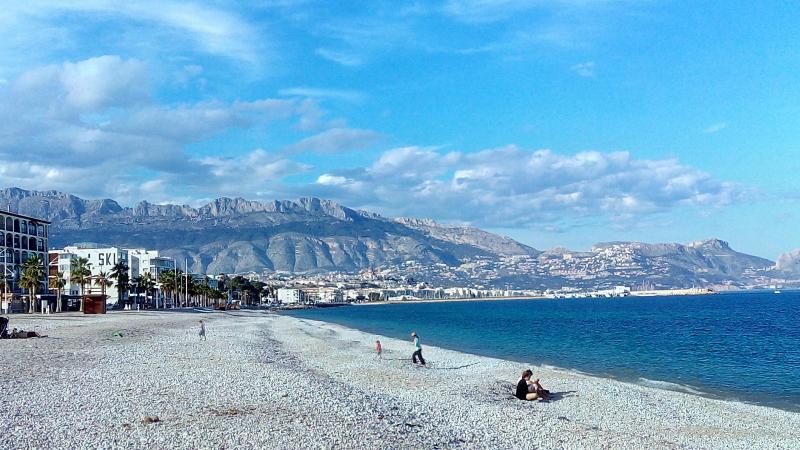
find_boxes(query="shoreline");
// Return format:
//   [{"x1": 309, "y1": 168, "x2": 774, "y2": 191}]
[
  {"x1": 2, "y1": 310, "x2": 798, "y2": 449},
  {"x1": 349, "y1": 289, "x2": 724, "y2": 306},
  {"x1": 283, "y1": 313, "x2": 799, "y2": 413}
]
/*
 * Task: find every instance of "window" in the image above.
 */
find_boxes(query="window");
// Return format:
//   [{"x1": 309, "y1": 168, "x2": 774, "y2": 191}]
[
  {"x1": 20, "y1": 221, "x2": 27, "y2": 234},
  {"x1": 37, "y1": 239, "x2": 44, "y2": 252},
  {"x1": 29, "y1": 237, "x2": 37, "y2": 251},
  {"x1": 21, "y1": 237, "x2": 28, "y2": 250},
  {"x1": 5, "y1": 234, "x2": 10, "y2": 247},
  {"x1": 5, "y1": 217, "x2": 11, "y2": 231},
  {"x1": 13, "y1": 219, "x2": 19, "y2": 233},
  {"x1": 0, "y1": 216, "x2": 4, "y2": 231},
  {"x1": 13, "y1": 235, "x2": 19, "y2": 249}
]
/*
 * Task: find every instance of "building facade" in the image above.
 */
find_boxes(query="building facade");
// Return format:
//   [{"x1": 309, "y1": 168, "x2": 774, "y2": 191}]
[
  {"x1": 53, "y1": 245, "x2": 130, "y2": 302},
  {"x1": 277, "y1": 288, "x2": 305, "y2": 304},
  {"x1": 50, "y1": 245, "x2": 175, "y2": 305},
  {"x1": 0, "y1": 210, "x2": 49, "y2": 296}
]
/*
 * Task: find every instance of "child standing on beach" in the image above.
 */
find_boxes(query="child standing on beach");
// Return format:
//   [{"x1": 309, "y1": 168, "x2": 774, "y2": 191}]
[
  {"x1": 375, "y1": 339, "x2": 382, "y2": 359},
  {"x1": 198, "y1": 320, "x2": 206, "y2": 341},
  {"x1": 411, "y1": 332, "x2": 426, "y2": 366}
]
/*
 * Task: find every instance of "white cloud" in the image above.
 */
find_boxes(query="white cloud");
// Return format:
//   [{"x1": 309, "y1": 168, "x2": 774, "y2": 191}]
[
  {"x1": 0, "y1": 56, "x2": 369, "y2": 201},
  {"x1": 442, "y1": 0, "x2": 620, "y2": 23},
  {"x1": 703, "y1": 122, "x2": 727, "y2": 134},
  {"x1": 310, "y1": 146, "x2": 743, "y2": 227},
  {"x1": 285, "y1": 128, "x2": 382, "y2": 155},
  {"x1": 571, "y1": 61, "x2": 595, "y2": 77},
  {"x1": 7, "y1": 1, "x2": 261, "y2": 63},
  {"x1": 279, "y1": 87, "x2": 365, "y2": 103},
  {"x1": 13, "y1": 55, "x2": 149, "y2": 112},
  {"x1": 315, "y1": 48, "x2": 364, "y2": 67}
]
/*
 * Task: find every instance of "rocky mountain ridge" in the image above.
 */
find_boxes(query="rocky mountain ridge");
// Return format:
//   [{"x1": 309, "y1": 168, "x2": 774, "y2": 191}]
[{"x1": 0, "y1": 187, "x2": 794, "y2": 288}]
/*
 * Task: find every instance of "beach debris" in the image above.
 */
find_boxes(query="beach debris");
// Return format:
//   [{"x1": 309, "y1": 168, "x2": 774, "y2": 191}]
[
  {"x1": 141, "y1": 416, "x2": 161, "y2": 424},
  {"x1": 210, "y1": 406, "x2": 256, "y2": 417},
  {"x1": 112, "y1": 330, "x2": 124, "y2": 338}
]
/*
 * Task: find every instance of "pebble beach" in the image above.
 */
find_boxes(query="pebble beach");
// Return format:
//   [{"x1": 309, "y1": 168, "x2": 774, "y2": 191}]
[{"x1": 1, "y1": 310, "x2": 798, "y2": 449}]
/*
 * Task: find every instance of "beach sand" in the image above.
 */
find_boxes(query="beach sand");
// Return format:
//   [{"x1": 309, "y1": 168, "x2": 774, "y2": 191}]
[{"x1": 1, "y1": 310, "x2": 798, "y2": 449}]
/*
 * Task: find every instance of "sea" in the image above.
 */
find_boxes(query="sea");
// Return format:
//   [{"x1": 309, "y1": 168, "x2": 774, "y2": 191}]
[{"x1": 286, "y1": 290, "x2": 800, "y2": 411}]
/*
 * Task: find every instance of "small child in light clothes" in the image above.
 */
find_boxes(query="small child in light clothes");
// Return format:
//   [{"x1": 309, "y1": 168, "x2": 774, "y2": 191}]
[
  {"x1": 375, "y1": 339, "x2": 382, "y2": 359},
  {"x1": 198, "y1": 320, "x2": 206, "y2": 341}
]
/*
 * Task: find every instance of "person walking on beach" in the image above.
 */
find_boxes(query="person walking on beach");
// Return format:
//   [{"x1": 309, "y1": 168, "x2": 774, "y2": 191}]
[
  {"x1": 375, "y1": 339, "x2": 382, "y2": 359},
  {"x1": 198, "y1": 320, "x2": 206, "y2": 341},
  {"x1": 411, "y1": 332, "x2": 426, "y2": 366}
]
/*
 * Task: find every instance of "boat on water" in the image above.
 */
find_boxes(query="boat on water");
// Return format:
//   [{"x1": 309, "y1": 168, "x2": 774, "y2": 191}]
[{"x1": 774, "y1": 290, "x2": 781, "y2": 294}]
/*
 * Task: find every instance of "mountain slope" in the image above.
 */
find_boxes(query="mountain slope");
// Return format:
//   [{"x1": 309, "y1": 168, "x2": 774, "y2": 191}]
[
  {"x1": 0, "y1": 187, "x2": 788, "y2": 288},
  {"x1": 0, "y1": 187, "x2": 536, "y2": 274}
]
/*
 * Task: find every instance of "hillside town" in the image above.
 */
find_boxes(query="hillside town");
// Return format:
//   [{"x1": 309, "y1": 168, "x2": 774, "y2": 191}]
[{"x1": 0, "y1": 209, "x2": 794, "y2": 314}]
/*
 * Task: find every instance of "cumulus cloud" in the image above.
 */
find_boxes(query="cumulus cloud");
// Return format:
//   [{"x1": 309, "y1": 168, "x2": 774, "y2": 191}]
[
  {"x1": 0, "y1": 56, "x2": 376, "y2": 202},
  {"x1": 310, "y1": 146, "x2": 743, "y2": 227}
]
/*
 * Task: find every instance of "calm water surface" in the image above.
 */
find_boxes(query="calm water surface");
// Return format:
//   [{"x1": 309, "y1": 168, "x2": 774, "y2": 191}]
[{"x1": 286, "y1": 291, "x2": 800, "y2": 411}]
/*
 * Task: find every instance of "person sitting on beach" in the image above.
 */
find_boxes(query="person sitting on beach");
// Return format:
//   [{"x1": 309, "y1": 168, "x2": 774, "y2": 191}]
[{"x1": 515, "y1": 369, "x2": 549, "y2": 401}]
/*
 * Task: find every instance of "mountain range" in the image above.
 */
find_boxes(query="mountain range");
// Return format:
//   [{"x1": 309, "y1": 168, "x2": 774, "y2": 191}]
[{"x1": 1, "y1": 187, "x2": 797, "y2": 289}]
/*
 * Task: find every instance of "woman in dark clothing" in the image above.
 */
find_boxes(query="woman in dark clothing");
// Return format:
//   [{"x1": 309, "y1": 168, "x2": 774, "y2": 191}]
[{"x1": 515, "y1": 369, "x2": 548, "y2": 401}]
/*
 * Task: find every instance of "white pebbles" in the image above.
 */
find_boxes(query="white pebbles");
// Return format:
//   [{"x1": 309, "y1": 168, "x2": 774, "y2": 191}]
[{"x1": 1, "y1": 311, "x2": 798, "y2": 449}]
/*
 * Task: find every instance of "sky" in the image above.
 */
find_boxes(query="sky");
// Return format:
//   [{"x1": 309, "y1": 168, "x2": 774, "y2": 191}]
[{"x1": 0, "y1": 1, "x2": 798, "y2": 259}]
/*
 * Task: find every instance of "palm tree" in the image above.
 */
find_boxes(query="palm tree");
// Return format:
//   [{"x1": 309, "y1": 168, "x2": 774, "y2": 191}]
[
  {"x1": 95, "y1": 270, "x2": 114, "y2": 297},
  {"x1": 70, "y1": 257, "x2": 91, "y2": 312},
  {"x1": 20, "y1": 256, "x2": 45, "y2": 313},
  {"x1": 141, "y1": 272, "x2": 156, "y2": 308},
  {"x1": 109, "y1": 261, "x2": 130, "y2": 308},
  {"x1": 158, "y1": 269, "x2": 177, "y2": 308},
  {"x1": 49, "y1": 271, "x2": 67, "y2": 313}
]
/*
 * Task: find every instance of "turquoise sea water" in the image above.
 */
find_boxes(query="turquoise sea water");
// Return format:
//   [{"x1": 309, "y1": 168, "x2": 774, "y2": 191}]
[{"x1": 286, "y1": 291, "x2": 800, "y2": 411}]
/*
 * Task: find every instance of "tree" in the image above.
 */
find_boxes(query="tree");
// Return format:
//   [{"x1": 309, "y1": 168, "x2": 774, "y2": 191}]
[
  {"x1": 70, "y1": 257, "x2": 92, "y2": 312},
  {"x1": 158, "y1": 269, "x2": 176, "y2": 307},
  {"x1": 140, "y1": 272, "x2": 156, "y2": 307},
  {"x1": 109, "y1": 261, "x2": 130, "y2": 308},
  {"x1": 49, "y1": 271, "x2": 67, "y2": 313},
  {"x1": 20, "y1": 256, "x2": 45, "y2": 313},
  {"x1": 95, "y1": 270, "x2": 114, "y2": 295}
]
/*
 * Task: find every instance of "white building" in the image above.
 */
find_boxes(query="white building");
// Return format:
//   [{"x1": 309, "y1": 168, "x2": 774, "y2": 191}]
[
  {"x1": 302, "y1": 286, "x2": 344, "y2": 303},
  {"x1": 52, "y1": 245, "x2": 175, "y2": 305},
  {"x1": 55, "y1": 245, "x2": 129, "y2": 302},
  {"x1": 277, "y1": 288, "x2": 304, "y2": 305},
  {"x1": 126, "y1": 249, "x2": 174, "y2": 282}
]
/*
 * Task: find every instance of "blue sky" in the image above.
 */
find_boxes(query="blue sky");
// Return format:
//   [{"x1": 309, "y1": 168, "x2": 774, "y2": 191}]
[{"x1": 0, "y1": 1, "x2": 797, "y2": 259}]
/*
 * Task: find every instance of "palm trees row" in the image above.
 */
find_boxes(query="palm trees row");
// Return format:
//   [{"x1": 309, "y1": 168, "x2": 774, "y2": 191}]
[
  {"x1": 158, "y1": 269, "x2": 225, "y2": 308},
  {"x1": 13, "y1": 255, "x2": 225, "y2": 312}
]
